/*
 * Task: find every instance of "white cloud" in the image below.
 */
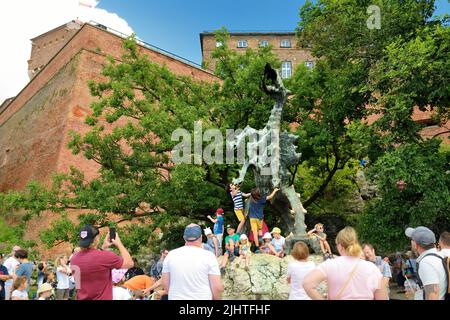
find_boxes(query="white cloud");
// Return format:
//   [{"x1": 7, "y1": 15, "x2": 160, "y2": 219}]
[{"x1": 0, "y1": 0, "x2": 134, "y2": 105}]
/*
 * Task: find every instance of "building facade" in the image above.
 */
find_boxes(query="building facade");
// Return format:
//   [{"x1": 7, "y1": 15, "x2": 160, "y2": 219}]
[
  {"x1": 200, "y1": 31, "x2": 448, "y2": 144},
  {"x1": 0, "y1": 22, "x2": 217, "y2": 193},
  {"x1": 200, "y1": 31, "x2": 315, "y2": 77}
]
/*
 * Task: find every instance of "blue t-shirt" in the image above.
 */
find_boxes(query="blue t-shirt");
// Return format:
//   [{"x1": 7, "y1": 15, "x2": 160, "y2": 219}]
[
  {"x1": 16, "y1": 262, "x2": 33, "y2": 292},
  {"x1": 249, "y1": 196, "x2": 267, "y2": 219},
  {"x1": 213, "y1": 215, "x2": 224, "y2": 235},
  {"x1": 373, "y1": 256, "x2": 392, "y2": 278},
  {"x1": 0, "y1": 265, "x2": 9, "y2": 300}
]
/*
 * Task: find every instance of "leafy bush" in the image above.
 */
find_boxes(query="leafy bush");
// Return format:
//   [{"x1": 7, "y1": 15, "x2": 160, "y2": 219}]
[{"x1": 358, "y1": 139, "x2": 450, "y2": 253}]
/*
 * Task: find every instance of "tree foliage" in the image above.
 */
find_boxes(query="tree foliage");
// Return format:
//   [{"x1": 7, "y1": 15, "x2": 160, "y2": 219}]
[
  {"x1": 358, "y1": 139, "x2": 450, "y2": 252},
  {"x1": 0, "y1": 1, "x2": 449, "y2": 254}
]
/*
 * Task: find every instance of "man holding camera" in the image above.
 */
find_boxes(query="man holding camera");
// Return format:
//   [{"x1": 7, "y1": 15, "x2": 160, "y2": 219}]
[{"x1": 70, "y1": 225, "x2": 134, "y2": 300}]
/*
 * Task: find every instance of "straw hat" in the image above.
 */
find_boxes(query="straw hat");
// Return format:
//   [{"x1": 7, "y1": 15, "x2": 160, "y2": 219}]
[{"x1": 37, "y1": 283, "x2": 53, "y2": 296}]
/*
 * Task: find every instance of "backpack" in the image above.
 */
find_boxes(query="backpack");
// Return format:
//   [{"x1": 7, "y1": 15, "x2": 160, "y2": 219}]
[{"x1": 416, "y1": 253, "x2": 450, "y2": 300}]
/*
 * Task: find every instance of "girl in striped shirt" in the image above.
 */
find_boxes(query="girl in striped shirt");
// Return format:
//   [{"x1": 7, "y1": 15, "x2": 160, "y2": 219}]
[{"x1": 229, "y1": 184, "x2": 250, "y2": 234}]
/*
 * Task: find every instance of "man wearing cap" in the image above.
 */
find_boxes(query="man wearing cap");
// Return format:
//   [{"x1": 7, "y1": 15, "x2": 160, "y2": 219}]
[
  {"x1": 70, "y1": 225, "x2": 134, "y2": 300},
  {"x1": 161, "y1": 223, "x2": 223, "y2": 300},
  {"x1": 2, "y1": 245, "x2": 20, "y2": 300},
  {"x1": 405, "y1": 226, "x2": 447, "y2": 300}
]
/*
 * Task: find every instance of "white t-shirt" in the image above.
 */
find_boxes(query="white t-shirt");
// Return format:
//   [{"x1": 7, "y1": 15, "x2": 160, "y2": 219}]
[
  {"x1": 113, "y1": 286, "x2": 132, "y2": 300},
  {"x1": 11, "y1": 289, "x2": 28, "y2": 300},
  {"x1": 287, "y1": 260, "x2": 315, "y2": 300},
  {"x1": 56, "y1": 266, "x2": 71, "y2": 289},
  {"x1": 414, "y1": 249, "x2": 447, "y2": 300},
  {"x1": 317, "y1": 256, "x2": 382, "y2": 300},
  {"x1": 271, "y1": 236, "x2": 286, "y2": 252},
  {"x1": 440, "y1": 248, "x2": 450, "y2": 258},
  {"x1": 3, "y1": 257, "x2": 19, "y2": 286},
  {"x1": 162, "y1": 245, "x2": 221, "y2": 300}
]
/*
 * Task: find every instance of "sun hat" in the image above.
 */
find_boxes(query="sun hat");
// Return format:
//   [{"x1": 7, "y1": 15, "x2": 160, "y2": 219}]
[
  {"x1": 204, "y1": 227, "x2": 213, "y2": 236},
  {"x1": 263, "y1": 232, "x2": 272, "y2": 240},
  {"x1": 112, "y1": 269, "x2": 128, "y2": 284},
  {"x1": 37, "y1": 283, "x2": 53, "y2": 296},
  {"x1": 271, "y1": 227, "x2": 281, "y2": 234}
]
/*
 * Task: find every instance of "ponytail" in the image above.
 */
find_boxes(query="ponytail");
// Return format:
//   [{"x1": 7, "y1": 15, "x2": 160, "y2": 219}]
[
  {"x1": 336, "y1": 227, "x2": 363, "y2": 257},
  {"x1": 346, "y1": 243, "x2": 363, "y2": 258}
]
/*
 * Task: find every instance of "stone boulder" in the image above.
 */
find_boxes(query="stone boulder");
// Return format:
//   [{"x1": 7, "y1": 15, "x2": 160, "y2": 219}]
[{"x1": 220, "y1": 253, "x2": 327, "y2": 300}]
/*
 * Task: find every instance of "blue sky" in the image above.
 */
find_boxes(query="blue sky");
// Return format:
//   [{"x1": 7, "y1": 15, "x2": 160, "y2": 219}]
[
  {"x1": 100, "y1": 0, "x2": 448, "y2": 65},
  {"x1": 96, "y1": 0, "x2": 306, "y2": 65}
]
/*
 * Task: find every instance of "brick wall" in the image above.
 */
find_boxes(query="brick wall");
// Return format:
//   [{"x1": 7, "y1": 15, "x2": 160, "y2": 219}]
[
  {"x1": 201, "y1": 33, "x2": 314, "y2": 73},
  {"x1": 0, "y1": 23, "x2": 218, "y2": 192}
]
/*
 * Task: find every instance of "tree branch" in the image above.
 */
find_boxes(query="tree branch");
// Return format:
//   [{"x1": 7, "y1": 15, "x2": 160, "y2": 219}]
[{"x1": 303, "y1": 147, "x2": 341, "y2": 208}]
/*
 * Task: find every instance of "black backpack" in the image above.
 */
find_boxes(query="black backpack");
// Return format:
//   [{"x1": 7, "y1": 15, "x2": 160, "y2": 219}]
[{"x1": 416, "y1": 253, "x2": 450, "y2": 300}]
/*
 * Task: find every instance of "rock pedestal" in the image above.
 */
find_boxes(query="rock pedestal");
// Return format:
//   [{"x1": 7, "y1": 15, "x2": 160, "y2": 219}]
[{"x1": 220, "y1": 254, "x2": 327, "y2": 300}]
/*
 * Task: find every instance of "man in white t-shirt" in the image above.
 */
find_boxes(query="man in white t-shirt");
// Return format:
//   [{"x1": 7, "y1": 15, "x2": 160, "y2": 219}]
[
  {"x1": 405, "y1": 226, "x2": 447, "y2": 300},
  {"x1": 438, "y1": 231, "x2": 450, "y2": 258},
  {"x1": 161, "y1": 223, "x2": 224, "y2": 300},
  {"x1": 3, "y1": 245, "x2": 21, "y2": 300}
]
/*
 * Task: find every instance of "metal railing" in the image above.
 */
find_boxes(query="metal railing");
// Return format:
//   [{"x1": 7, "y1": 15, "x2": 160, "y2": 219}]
[
  {"x1": 201, "y1": 29, "x2": 295, "y2": 34},
  {"x1": 88, "y1": 21, "x2": 204, "y2": 70}
]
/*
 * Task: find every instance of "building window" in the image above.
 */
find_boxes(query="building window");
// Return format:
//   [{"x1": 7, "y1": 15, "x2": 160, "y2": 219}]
[
  {"x1": 281, "y1": 61, "x2": 292, "y2": 79},
  {"x1": 280, "y1": 39, "x2": 291, "y2": 48},
  {"x1": 216, "y1": 41, "x2": 223, "y2": 47},
  {"x1": 237, "y1": 40, "x2": 248, "y2": 48},
  {"x1": 305, "y1": 61, "x2": 314, "y2": 70},
  {"x1": 259, "y1": 40, "x2": 269, "y2": 47}
]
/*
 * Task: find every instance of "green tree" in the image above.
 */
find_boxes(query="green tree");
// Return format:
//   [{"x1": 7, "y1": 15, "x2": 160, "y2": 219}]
[
  {"x1": 358, "y1": 139, "x2": 450, "y2": 252},
  {"x1": 0, "y1": 34, "x2": 286, "y2": 252}
]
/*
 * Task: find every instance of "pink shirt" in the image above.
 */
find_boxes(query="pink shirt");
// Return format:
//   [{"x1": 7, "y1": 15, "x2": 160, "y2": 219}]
[
  {"x1": 317, "y1": 256, "x2": 382, "y2": 300},
  {"x1": 71, "y1": 249, "x2": 123, "y2": 300}
]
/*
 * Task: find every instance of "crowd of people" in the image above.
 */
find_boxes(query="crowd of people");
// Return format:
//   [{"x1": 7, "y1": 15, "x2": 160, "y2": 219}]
[{"x1": 0, "y1": 184, "x2": 449, "y2": 301}]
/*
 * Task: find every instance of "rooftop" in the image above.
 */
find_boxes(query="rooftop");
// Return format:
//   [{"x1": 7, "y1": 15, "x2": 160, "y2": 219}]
[{"x1": 200, "y1": 30, "x2": 295, "y2": 36}]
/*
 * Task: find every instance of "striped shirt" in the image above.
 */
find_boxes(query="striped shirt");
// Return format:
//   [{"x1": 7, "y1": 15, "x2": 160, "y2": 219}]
[{"x1": 231, "y1": 191, "x2": 244, "y2": 209}]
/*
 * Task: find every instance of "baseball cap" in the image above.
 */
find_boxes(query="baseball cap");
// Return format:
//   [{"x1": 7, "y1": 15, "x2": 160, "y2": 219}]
[
  {"x1": 183, "y1": 224, "x2": 202, "y2": 242},
  {"x1": 226, "y1": 224, "x2": 235, "y2": 230},
  {"x1": 78, "y1": 225, "x2": 99, "y2": 248},
  {"x1": 263, "y1": 232, "x2": 272, "y2": 240},
  {"x1": 204, "y1": 227, "x2": 212, "y2": 236},
  {"x1": 240, "y1": 234, "x2": 248, "y2": 241},
  {"x1": 271, "y1": 227, "x2": 281, "y2": 234},
  {"x1": 215, "y1": 208, "x2": 224, "y2": 215},
  {"x1": 112, "y1": 269, "x2": 128, "y2": 284},
  {"x1": 405, "y1": 226, "x2": 436, "y2": 246}
]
